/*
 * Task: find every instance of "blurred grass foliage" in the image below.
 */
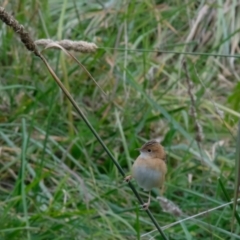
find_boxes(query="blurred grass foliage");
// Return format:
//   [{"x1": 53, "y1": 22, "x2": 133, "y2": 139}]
[{"x1": 0, "y1": 0, "x2": 240, "y2": 239}]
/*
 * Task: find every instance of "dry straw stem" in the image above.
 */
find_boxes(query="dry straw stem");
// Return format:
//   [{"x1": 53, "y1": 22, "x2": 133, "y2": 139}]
[
  {"x1": 0, "y1": 7, "x2": 40, "y2": 58},
  {"x1": 35, "y1": 39, "x2": 98, "y2": 53},
  {"x1": 183, "y1": 61, "x2": 204, "y2": 142}
]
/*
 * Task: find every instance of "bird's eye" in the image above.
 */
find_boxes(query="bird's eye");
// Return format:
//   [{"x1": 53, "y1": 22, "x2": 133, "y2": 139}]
[{"x1": 148, "y1": 149, "x2": 151, "y2": 152}]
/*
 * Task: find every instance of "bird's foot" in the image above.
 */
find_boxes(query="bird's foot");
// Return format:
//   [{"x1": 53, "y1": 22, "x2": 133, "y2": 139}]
[
  {"x1": 141, "y1": 202, "x2": 150, "y2": 210},
  {"x1": 124, "y1": 175, "x2": 132, "y2": 183}
]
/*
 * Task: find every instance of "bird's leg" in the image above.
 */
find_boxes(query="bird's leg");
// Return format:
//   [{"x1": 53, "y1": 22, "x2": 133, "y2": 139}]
[
  {"x1": 141, "y1": 191, "x2": 151, "y2": 210},
  {"x1": 124, "y1": 175, "x2": 132, "y2": 183}
]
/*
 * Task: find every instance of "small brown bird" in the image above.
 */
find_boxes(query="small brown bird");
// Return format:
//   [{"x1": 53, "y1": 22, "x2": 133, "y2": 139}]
[{"x1": 125, "y1": 140, "x2": 167, "y2": 210}]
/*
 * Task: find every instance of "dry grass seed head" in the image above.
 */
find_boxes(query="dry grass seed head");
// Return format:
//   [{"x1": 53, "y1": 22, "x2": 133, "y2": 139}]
[
  {"x1": 35, "y1": 39, "x2": 98, "y2": 53},
  {"x1": 0, "y1": 7, "x2": 40, "y2": 57}
]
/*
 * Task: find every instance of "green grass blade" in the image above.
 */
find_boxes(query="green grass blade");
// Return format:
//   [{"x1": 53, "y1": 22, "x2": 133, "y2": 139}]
[
  {"x1": 232, "y1": 120, "x2": 240, "y2": 231},
  {"x1": 20, "y1": 118, "x2": 31, "y2": 240},
  {"x1": 218, "y1": 178, "x2": 240, "y2": 226}
]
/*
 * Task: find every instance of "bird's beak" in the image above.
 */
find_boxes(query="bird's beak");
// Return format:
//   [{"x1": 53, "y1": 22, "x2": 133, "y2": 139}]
[{"x1": 135, "y1": 148, "x2": 141, "y2": 151}]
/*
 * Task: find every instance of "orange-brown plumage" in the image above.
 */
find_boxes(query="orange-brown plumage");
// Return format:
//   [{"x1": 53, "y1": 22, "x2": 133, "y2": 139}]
[{"x1": 125, "y1": 140, "x2": 167, "y2": 209}]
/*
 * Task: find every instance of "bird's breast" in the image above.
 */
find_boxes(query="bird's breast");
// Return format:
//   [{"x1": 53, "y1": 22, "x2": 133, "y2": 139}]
[{"x1": 132, "y1": 163, "x2": 163, "y2": 191}]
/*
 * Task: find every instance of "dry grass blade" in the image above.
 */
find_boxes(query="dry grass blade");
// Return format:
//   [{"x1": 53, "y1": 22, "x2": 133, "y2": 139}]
[
  {"x1": 185, "y1": 4, "x2": 209, "y2": 43},
  {"x1": 183, "y1": 60, "x2": 204, "y2": 142}
]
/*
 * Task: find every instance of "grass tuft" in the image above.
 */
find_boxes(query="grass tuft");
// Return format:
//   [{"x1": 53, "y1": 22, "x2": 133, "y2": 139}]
[{"x1": 1, "y1": 1, "x2": 240, "y2": 239}]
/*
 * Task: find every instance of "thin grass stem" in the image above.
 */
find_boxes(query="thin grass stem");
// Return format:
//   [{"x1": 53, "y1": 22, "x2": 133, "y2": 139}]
[{"x1": 99, "y1": 47, "x2": 240, "y2": 58}]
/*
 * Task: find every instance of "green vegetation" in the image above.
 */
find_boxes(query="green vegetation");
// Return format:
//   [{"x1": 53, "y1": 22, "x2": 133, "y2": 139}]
[{"x1": 0, "y1": 1, "x2": 240, "y2": 239}]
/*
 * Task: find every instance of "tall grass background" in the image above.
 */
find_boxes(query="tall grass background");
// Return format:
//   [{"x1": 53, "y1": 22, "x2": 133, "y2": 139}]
[{"x1": 0, "y1": 0, "x2": 240, "y2": 239}]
